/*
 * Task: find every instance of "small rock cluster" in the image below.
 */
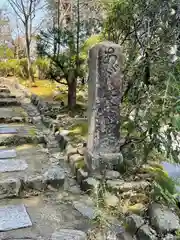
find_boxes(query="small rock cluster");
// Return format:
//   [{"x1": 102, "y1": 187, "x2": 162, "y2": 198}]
[
  {"x1": 31, "y1": 94, "x2": 64, "y2": 118},
  {"x1": 0, "y1": 165, "x2": 65, "y2": 199},
  {"x1": 126, "y1": 203, "x2": 180, "y2": 240}
]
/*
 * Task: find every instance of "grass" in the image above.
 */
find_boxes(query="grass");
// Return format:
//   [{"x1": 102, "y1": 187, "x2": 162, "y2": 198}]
[
  {"x1": 19, "y1": 78, "x2": 68, "y2": 101},
  {"x1": 59, "y1": 120, "x2": 88, "y2": 144},
  {"x1": 19, "y1": 78, "x2": 87, "y2": 107}
]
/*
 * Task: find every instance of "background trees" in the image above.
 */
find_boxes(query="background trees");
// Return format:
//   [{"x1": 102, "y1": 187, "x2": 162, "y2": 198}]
[
  {"x1": 7, "y1": 0, "x2": 43, "y2": 82},
  {"x1": 103, "y1": 0, "x2": 180, "y2": 165},
  {"x1": 37, "y1": 0, "x2": 103, "y2": 108}
]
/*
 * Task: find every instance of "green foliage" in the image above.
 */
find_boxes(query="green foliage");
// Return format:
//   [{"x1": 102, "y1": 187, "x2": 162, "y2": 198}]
[
  {"x1": 104, "y1": 0, "x2": 180, "y2": 166},
  {"x1": 80, "y1": 34, "x2": 103, "y2": 59},
  {"x1": 148, "y1": 165, "x2": 178, "y2": 206},
  {"x1": 0, "y1": 58, "x2": 28, "y2": 78},
  {"x1": 34, "y1": 57, "x2": 50, "y2": 79},
  {"x1": 0, "y1": 46, "x2": 14, "y2": 59}
]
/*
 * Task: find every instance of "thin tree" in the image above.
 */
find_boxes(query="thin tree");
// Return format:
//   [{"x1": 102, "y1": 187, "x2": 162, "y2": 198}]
[{"x1": 8, "y1": 0, "x2": 42, "y2": 82}]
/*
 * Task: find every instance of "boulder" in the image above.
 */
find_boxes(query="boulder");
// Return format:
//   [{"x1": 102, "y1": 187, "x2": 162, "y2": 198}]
[
  {"x1": 0, "y1": 178, "x2": 21, "y2": 199},
  {"x1": 24, "y1": 175, "x2": 46, "y2": 191},
  {"x1": 73, "y1": 201, "x2": 96, "y2": 220},
  {"x1": 164, "y1": 234, "x2": 177, "y2": 240},
  {"x1": 107, "y1": 180, "x2": 150, "y2": 192},
  {"x1": 137, "y1": 225, "x2": 157, "y2": 240},
  {"x1": 148, "y1": 203, "x2": 180, "y2": 234},
  {"x1": 43, "y1": 166, "x2": 65, "y2": 188},
  {"x1": 81, "y1": 177, "x2": 99, "y2": 192},
  {"x1": 126, "y1": 214, "x2": 144, "y2": 234},
  {"x1": 76, "y1": 168, "x2": 88, "y2": 185}
]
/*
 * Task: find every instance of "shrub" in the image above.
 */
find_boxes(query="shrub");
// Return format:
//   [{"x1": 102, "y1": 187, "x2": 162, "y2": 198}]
[{"x1": 35, "y1": 57, "x2": 50, "y2": 79}]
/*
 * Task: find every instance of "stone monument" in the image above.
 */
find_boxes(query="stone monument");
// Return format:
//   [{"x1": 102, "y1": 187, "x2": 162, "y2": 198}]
[{"x1": 86, "y1": 41, "x2": 123, "y2": 172}]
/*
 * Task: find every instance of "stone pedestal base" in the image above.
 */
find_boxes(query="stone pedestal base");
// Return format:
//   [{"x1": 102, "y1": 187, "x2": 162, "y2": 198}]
[{"x1": 86, "y1": 151, "x2": 123, "y2": 173}]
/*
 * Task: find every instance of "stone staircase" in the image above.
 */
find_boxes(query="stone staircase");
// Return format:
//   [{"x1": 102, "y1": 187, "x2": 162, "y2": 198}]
[{"x1": 0, "y1": 83, "x2": 93, "y2": 240}]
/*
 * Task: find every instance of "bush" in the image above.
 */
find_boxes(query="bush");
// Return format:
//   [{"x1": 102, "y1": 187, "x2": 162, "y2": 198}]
[
  {"x1": 0, "y1": 58, "x2": 29, "y2": 78},
  {"x1": 35, "y1": 57, "x2": 50, "y2": 79}
]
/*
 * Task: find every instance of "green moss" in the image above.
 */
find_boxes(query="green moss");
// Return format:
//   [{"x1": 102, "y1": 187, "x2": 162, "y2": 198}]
[
  {"x1": 75, "y1": 159, "x2": 85, "y2": 169},
  {"x1": 28, "y1": 128, "x2": 37, "y2": 136},
  {"x1": 69, "y1": 122, "x2": 88, "y2": 137}
]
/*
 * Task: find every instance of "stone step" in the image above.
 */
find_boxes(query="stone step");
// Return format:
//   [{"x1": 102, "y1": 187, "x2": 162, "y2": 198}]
[
  {"x1": 0, "y1": 144, "x2": 65, "y2": 197},
  {"x1": 0, "y1": 107, "x2": 29, "y2": 124},
  {"x1": 0, "y1": 204, "x2": 32, "y2": 231},
  {"x1": 0, "y1": 93, "x2": 16, "y2": 98},
  {"x1": 0, "y1": 194, "x2": 90, "y2": 239},
  {"x1": 0, "y1": 149, "x2": 16, "y2": 158},
  {"x1": 0, "y1": 87, "x2": 10, "y2": 94},
  {"x1": 0, "y1": 98, "x2": 20, "y2": 106},
  {"x1": 0, "y1": 116, "x2": 29, "y2": 123},
  {"x1": 0, "y1": 124, "x2": 45, "y2": 146}
]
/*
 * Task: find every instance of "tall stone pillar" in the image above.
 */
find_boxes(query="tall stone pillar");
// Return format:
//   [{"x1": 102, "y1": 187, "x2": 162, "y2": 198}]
[{"x1": 86, "y1": 41, "x2": 123, "y2": 172}]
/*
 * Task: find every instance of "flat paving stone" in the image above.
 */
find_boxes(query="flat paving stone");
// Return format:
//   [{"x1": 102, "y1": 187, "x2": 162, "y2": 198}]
[
  {"x1": 0, "y1": 204, "x2": 32, "y2": 231},
  {"x1": 0, "y1": 149, "x2": 16, "y2": 158},
  {"x1": 0, "y1": 127, "x2": 17, "y2": 134},
  {"x1": 0, "y1": 159, "x2": 28, "y2": 172},
  {"x1": 0, "y1": 194, "x2": 93, "y2": 239},
  {"x1": 0, "y1": 107, "x2": 28, "y2": 118}
]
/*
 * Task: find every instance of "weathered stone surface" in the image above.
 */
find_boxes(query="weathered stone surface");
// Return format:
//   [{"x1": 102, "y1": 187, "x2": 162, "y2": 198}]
[
  {"x1": 126, "y1": 214, "x2": 144, "y2": 234},
  {"x1": 137, "y1": 225, "x2": 157, "y2": 240},
  {"x1": 76, "y1": 168, "x2": 88, "y2": 185},
  {"x1": 12, "y1": 116, "x2": 26, "y2": 123},
  {"x1": 0, "y1": 149, "x2": 16, "y2": 158},
  {"x1": 164, "y1": 234, "x2": 177, "y2": 240},
  {"x1": 77, "y1": 146, "x2": 87, "y2": 156},
  {"x1": 0, "y1": 178, "x2": 21, "y2": 199},
  {"x1": 32, "y1": 116, "x2": 41, "y2": 124},
  {"x1": 0, "y1": 204, "x2": 32, "y2": 231},
  {"x1": 69, "y1": 154, "x2": 84, "y2": 164},
  {"x1": 96, "y1": 170, "x2": 120, "y2": 180},
  {"x1": 69, "y1": 154, "x2": 85, "y2": 175},
  {"x1": 104, "y1": 192, "x2": 119, "y2": 207},
  {"x1": 0, "y1": 93, "x2": 16, "y2": 98},
  {"x1": 43, "y1": 166, "x2": 65, "y2": 188},
  {"x1": 107, "y1": 180, "x2": 150, "y2": 192},
  {"x1": 24, "y1": 175, "x2": 46, "y2": 191},
  {"x1": 66, "y1": 144, "x2": 78, "y2": 161},
  {"x1": 0, "y1": 87, "x2": 10, "y2": 93},
  {"x1": 51, "y1": 229, "x2": 87, "y2": 240},
  {"x1": 81, "y1": 177, "x2": 99, "y2": 191},
  {"x1": 73, "y1": 201, "x2": 96, "y2": 220},
  {"x1": 0, "y1": 159, "x2": 28, "y2": 172},
  {"x1": 108, "y1": 218, "x2": 124, "y2": 236},
  {"x1": 86, "y1": 41, "x2": 123, "y2": 171},
  {"x1": 0, "y1": 98, "x2": 20, "y2": 106},
  {"x1": 148, "y1": 203, "x2": 180, "y2": 234},
  {"x1": 117, "y1": 232, "x2": 134, "y2": 240}
]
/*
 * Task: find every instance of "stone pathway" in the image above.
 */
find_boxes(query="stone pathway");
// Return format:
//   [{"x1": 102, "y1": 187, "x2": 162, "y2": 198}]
[{"x1": 0, "y1": 79, "x2": 94, "y2": 240}]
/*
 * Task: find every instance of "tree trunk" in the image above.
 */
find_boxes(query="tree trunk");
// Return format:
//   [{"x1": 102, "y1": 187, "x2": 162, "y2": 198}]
[
  {"x1": 25, "y1": 21, "x2": 34, "y2": 83},
  {"x1": 68, "y1": 79, "x2": 77, "y2": 109},
  {"x1": 27, "y1": 56, "x2": 34, "y2": 82}
]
